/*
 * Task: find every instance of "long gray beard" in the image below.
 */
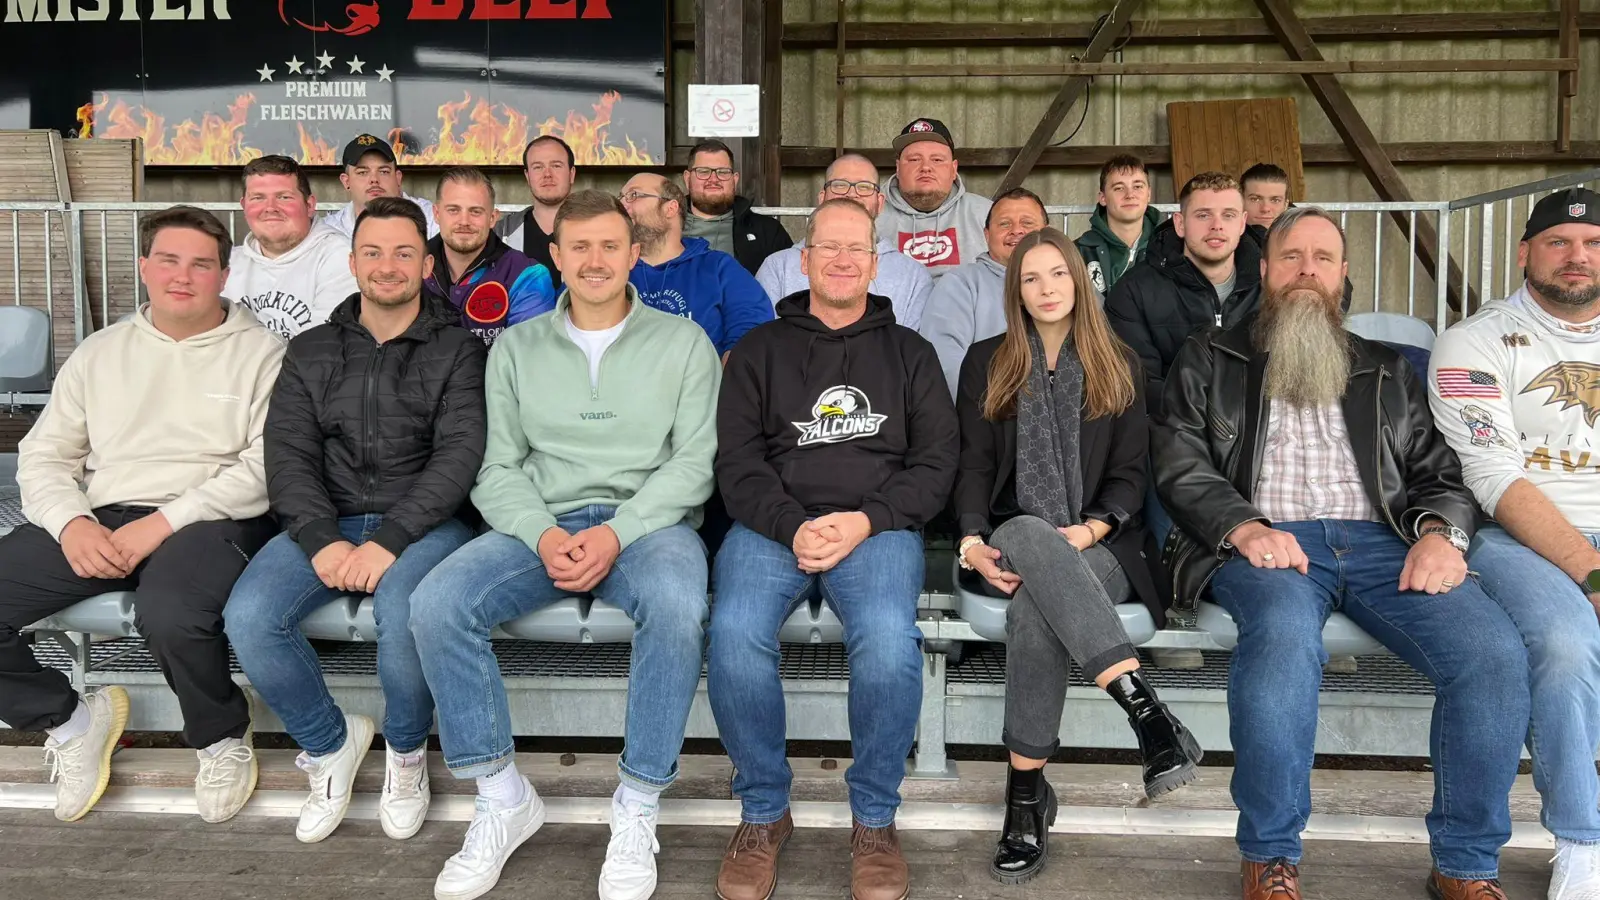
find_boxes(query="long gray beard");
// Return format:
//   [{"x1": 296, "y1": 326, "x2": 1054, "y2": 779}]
[{"x1": 1259, "y1": 296, "x2": 1351, "y2": 408}]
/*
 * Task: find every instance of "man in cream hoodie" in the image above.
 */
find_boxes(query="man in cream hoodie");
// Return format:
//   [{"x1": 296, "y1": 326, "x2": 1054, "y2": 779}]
[
  {"x1": 225, "y1": 155, "x2": 358, "y2": 340},
  {"x1": 1, "y1": 206, "x2": 284, "y2": 826}
]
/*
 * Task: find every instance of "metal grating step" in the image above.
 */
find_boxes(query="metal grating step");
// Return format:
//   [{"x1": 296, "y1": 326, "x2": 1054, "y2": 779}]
[{"x1": 0, "y1": 498, "x2": 24, "y2": 530}]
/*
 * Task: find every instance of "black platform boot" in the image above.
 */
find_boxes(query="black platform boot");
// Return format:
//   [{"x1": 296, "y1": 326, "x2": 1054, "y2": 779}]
[
  {"x1": 1106, "y1": 668, "x2": 1203, "y2": 798},
  {"x1": 990, "y1": 765, "x2": 1057, "y2": 885}
]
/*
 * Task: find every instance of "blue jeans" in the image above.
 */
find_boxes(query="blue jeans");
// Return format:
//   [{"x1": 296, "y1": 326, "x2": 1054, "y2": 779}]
[
  {"x1": 1209, "y1": 520, "x2": 1528, "y2": 880},
  {"x1": 1143, "y1": 480, "x2": 1173, "y2": 550},
  {"x1": 708, "y1": 522, "x2": 925, "y2": 828},
  {"x1": 225, "y1": 516, "x2": 473, "y2": 755},
  {"x1": 409, "y1": 505, "x2": 709, "y2": 789},
  {"x1": 1470, "y1": 524, "x2": 1600, "y2": 844}
]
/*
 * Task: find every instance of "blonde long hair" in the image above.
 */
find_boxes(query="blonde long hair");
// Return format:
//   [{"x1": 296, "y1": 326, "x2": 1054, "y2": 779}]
[{"x1": 982, "y1": 228, "x2": 1136, "y2": 421}]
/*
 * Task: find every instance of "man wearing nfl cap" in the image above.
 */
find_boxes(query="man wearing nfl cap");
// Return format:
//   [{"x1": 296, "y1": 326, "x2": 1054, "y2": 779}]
[
  {"x1": 317, "y1": 133, "x2": 440, "y2": 241},
  {"x1": 877, "y1": 118, "x2": 992, "y2": 279},
  {"x1": 1428, "y1": 188, "x2": 1600, "y2": 900}
]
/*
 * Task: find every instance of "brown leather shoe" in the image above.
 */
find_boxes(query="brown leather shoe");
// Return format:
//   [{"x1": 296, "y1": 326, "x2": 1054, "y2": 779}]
[
  {"x1": 1242, "y1": 858, "x2": 1302, "y2": 899},
  {"x1": 715, "y1": 813, "x2": 793, "y2": 900},
  {"x1": 1426, "y1": 870, "x2": 1509, "y2": 900},
  {"x1": 851, "y1": 821, "x2": 910, "y2": 900}
]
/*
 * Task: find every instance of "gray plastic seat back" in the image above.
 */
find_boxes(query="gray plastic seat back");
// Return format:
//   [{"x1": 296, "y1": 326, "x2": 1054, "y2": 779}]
[
  {"x1": 1196, "y1": 600, "x2": 1389, "y2": 657},
  {"x1": 28, "y1": 592, "x2": 138, "y2": 637},
  {"x1": 954, "y1": 560, "x2": 1157, "y2": 644},
  {"x1": 0, "y1": 306, "x2": 52, "y2": 393},
  {"x1": 1345, "y1": 312, "x2": 1436, "y2": 351}
]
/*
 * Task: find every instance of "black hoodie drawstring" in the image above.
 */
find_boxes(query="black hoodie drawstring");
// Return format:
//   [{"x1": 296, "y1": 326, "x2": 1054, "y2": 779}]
[{"x1": 799, "y1": 332, "x2": 819, "y2": 386}]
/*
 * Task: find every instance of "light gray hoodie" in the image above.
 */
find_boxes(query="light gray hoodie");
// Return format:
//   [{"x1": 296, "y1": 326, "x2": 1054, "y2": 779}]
[
  {"x1": 875, "y1": 174, "x2": 993, "y2": 280},
  {"x1": 753, "y1": 238, "x2": 933, "y2": 330},
  {"x1": 918, "y1": 252, "x2": 1007, "y2": 397}
]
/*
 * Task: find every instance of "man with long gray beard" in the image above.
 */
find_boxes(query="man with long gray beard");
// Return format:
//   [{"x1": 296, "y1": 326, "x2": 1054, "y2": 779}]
[{"x1": 1153, "y1": 206, "x2": 1530, "y2": 900}]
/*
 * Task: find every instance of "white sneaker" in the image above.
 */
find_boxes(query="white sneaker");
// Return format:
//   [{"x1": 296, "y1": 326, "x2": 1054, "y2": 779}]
[
  {"x1": 195, "y1": 727, "x2": 257, "y2": 823},
  {"x1": 1551, "y1": 839, "x2": 1600, "y2": 900},
  {"x1": 379, "y1": 745, "x2": 431, "y2": 840},
  {"x1": 293, "y1": 713, "x2": 375, "y2": 843},
  {"x1": 45, "y1": 686, "x2": 130, "y2": 822},
  {"x1": 598, "y1": 792, "x2": 661, "y2": 900},
  {"x1": 434, "y1": 782, "x2": 546, "y2": 900}
]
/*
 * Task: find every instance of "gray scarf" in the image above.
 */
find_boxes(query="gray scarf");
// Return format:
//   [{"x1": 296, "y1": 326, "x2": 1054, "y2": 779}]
[{"x1": 1014, "y1": 326, "x2": 1084, "y2": 528}]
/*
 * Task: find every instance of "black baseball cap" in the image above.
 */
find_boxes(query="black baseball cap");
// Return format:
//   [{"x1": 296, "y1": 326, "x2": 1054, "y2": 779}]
[
  {"x1": 341, "y1": 133, "x2": 397, "y2": 168},
  {"x1": 892, "y1": 118, "x2": 955, "y2": 155},
  {"x1": 1522, "y1": 188, "x2": 1600, "y2": 241}
]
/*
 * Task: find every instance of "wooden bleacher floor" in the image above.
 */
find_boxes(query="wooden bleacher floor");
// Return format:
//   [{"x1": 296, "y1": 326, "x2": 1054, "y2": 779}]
[{"x1": 0, "y1": 807, "x2": 1557, "y2": 899}]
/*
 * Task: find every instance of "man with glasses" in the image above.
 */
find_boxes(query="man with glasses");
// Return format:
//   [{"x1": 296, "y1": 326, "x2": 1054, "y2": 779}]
[
  {"x1": 755, "y1": 154, "x2": 932, "y2": 329},
  {"x1": 681, "y1": 139, "x2": 791, "y2": 276},
  {"x1": 621, "y1": 172, "x2": 773, "y2": 357}
]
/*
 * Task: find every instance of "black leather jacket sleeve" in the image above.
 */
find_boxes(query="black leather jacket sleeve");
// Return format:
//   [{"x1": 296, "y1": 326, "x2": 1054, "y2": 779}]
[
  {"x1": 1152, "y1": 334, "x2": 1268, "y2": 551},
  {"x1": 1081, "y1": 359, "x2": 1149, "y2": 537},
  {"x1": 265, "y1": 350, "x2": 345, "y2": 558},
  {"x1": 1391, "y1": 354, "x2": 1479, "y2": 540},
  {"x1": 369, "y1": 336, "x2": 490, "y2": 556}
]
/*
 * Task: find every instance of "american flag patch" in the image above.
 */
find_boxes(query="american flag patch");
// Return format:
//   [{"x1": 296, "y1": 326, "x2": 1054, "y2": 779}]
[{"x1": 1436, "y1": 368, "x2": 1502, "y2": 398}]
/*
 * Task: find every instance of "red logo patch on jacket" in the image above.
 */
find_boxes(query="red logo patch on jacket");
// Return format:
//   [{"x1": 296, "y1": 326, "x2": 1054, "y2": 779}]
[
  {"x1": 898, "y1": 229, "x2": 960, "y2": 267},
  {"x1": 464, "y1": 281, "x2": 510, "y2": 324}
]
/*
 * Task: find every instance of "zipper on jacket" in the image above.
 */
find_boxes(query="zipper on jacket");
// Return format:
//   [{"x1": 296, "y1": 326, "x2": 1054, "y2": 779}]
[
  {"x1": 1371, "y1": 366, "x2": 1408, "y2": 543},
  {"x1": 361, "y1": 344, "x2": 385, "y2": 507}
]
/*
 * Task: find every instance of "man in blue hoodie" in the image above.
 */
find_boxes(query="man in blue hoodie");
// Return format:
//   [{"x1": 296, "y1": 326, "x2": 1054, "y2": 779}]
[{"x1": 622, "y1": 173, "x2": 774, "y2": 357}]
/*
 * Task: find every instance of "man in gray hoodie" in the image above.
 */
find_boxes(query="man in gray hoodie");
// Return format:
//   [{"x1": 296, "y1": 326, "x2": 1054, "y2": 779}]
[
  {"x1": 919, "y1": 187, "x2": 1048, "y2": 396},
  {"x1": 755, "y1": 154, "x2": 932, "y2": 329},
  {"x1": 876, "y1": 118, "x2": 992, "y2": 279}
]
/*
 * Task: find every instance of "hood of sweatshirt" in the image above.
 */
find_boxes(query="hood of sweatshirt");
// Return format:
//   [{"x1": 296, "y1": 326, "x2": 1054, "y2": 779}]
[
  {"x1": 1078, "y1": 203, "x2": 1165, "y2": 254},
  {"x1": 132, "y1": 299, "x2": 273, "y2": 347},
  {"x1": 877, "y1": 175, "x2": 992, "y2": 272},
  {"x1": 232, "y1": 226, "x2": 347, "y2": 272}
]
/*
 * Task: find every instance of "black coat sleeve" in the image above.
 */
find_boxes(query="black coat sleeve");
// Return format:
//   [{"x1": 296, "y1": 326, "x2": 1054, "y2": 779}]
[
  {"x1": 369, "y1": 336, "x2": 489, "y2": 556},
  {"x1": 735, "y1": 208, "x2": 794, "y2": 276},
  {"x1": 716, "y1": 343, "x2": 812, "y2": 547},
  {"x1": 1391, "y1": 353, "x2": 1480, "y2": 540},
  {"x1": 860, "y1": 337, "x2": 960, "y2": 534},
  {"x1": 1106, "y1": 276, "x2": 1165, "y2": 418},
  {"x1": 1151, "y1": 334, "x2": 1267, "y2": 551},
  {"x1": 953, "y1": 342, "x2": 999, "y2": 538},
  {"x1": 1080, "y1": 353, "x2": 1148, "y2": 536},
  {"x1": 264, "y1": 349, "x2": 344, "y2": 557}
]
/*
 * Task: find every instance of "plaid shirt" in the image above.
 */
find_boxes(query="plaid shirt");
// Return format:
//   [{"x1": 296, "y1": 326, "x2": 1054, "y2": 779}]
[{"x1": 1254, "y1": 398, "x2": 1381, "y2": 525}]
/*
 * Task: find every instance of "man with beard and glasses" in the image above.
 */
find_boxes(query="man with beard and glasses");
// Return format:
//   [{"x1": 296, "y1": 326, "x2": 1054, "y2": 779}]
[
  {"x1": 226, "y1": 196, "x2": 486, "y2": 846},
  {"x1": 1428, "y1": 188, "x2": 1600, "y2": 900},
  {"x1": 318, "y1": 134, "x2": 438, "y2": 242},
  {"x1": 755, "y1": 154, "x2": 932, "y2": 329},
  {"x1": 621, "y1": 172, "x2": 772, "y2": 357},
  {"x1": 425, "y1": 167, "x2": 555, "y2": 347},
  {"x1": 877, "y1": 118, "x2": 992, "y2": 279},
  {"x1": 225, "y1": 155, "x2": 357, "y2": 341},
  {"x1": 500, "y1": 135, "x2": 577, "y2": 295},
  {"x1": 681, "y1": 139, "x2": 790, "y2": 276},
  {"x1": 1153, "y1": 206, "x2": 1529, "y2": 900}
]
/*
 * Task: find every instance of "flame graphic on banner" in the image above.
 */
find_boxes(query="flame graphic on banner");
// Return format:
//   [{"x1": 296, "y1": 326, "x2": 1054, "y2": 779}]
[{"x1": 76, "y1": 91, "x2": 655, "y2": 166}]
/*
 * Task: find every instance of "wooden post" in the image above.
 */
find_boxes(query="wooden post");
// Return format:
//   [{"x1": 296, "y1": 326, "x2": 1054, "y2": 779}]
[
  {"x1": 1558, "y1": 0, "x2": 1579, "y2": 153},
  {"x1": 760, "y1": 0, "x2": 783, "y2": 203},
  {"x1": 834, "y1": 0, "x2": 847, "y2": 160},
  {"x1": 693, "y1": 0, "x2": 771, "y2": 201}
]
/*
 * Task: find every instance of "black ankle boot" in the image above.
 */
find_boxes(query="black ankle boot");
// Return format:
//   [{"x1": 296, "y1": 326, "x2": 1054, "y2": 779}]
[
  {"x1": 1106, "y1": 669, "x2": 1203, "y2": 798},
  {"x1": 990, "y1": 765, "x2": 1057, "y2": 885}
]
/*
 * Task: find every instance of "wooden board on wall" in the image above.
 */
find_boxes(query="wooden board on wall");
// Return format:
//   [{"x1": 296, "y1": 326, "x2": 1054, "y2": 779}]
[
  {"x1": 1167, "y1": 98, "x2": 1306, "y2": 200},
  {"x1": 65, "y1": 139, "x2": 143, "y2": 332}
]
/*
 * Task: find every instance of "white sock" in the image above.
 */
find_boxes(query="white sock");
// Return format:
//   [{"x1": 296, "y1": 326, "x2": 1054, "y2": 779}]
[
  {"x1": 615, "y1": 783, "x2": 659, "y2": 816},
  {"x1": 201, "y1": 736, "x2": 242, "y2": 758},
  {"x1": 477, "y1": 762, "x2": 529, "y2": 810},
  {"x1": 47, "y1": 700, "x2": 92, "y2": 744}
]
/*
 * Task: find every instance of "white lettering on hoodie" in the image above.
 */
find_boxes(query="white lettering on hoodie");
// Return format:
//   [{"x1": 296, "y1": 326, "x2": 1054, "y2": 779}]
[
  {"x1": 224, "y1": 227, "x2": 357, "y2": 340},
  {"x1": 18, "y1": 303, "x2": 285, "y2": 540}
]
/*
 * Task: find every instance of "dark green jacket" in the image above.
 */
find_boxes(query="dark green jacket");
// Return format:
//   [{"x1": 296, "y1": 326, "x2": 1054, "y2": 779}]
[{"x1": 1074, "y1": 204, "x2": 1165, "y2": 295}]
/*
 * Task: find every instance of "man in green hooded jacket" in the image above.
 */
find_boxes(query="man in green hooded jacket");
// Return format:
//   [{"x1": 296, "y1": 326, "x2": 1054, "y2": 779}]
[{"x1": 1075, "y1": 154, "x2": 1164, "y2": 295}]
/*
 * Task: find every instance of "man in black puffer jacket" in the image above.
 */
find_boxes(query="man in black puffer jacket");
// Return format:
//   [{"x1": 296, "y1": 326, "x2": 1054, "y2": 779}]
[{"x1": 224, "y1": 196, "x2": 488, "y2": 845}]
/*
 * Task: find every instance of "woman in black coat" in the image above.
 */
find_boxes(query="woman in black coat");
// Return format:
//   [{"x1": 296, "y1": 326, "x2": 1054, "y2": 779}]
[{"x1": 954, "y1": 228, "x2": 1201, "y2": 885}]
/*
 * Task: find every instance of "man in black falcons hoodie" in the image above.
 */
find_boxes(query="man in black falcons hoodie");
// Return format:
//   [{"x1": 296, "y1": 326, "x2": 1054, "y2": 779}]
[{"x1": 708, "y1": 198, "x2": 957, "y2": 900}]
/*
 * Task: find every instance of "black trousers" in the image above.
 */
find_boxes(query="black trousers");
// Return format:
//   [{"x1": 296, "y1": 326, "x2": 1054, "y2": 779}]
[{"x1": 0, "y1": 506, "x2": 276, "y2": 748}]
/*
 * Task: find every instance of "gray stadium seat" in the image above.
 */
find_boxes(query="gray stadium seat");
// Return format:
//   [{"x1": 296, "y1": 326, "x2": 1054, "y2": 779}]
[
  {"x1": 1346, "y1": 312, "x2": 1436, "y2": 350},
  {"x1": 953, "y1": 560, "x2": 1159, "y2": 645},
  {"x1": 28, "y1": 591, "x2": 137, "y2": 637},
  {"x1": 1195, "y1": 600, "x2": 1389, "y2": 657},
  {"x1": 0, "y1": 306, "x2": 53, "y2": 394}
]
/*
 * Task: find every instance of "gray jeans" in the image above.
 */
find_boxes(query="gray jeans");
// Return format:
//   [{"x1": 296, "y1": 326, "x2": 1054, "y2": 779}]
[{"x1": 989, "y1": 515, "x2": 1137, "y2": 759}]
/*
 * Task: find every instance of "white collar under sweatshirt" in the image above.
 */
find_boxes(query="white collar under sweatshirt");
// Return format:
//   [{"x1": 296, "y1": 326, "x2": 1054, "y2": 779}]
[
  {"x1": 223, "y1": 227, "x2": 358, "y2": 341},
  {"x1": 18, "y1": 301, "x2": 285, "y2": 540}
]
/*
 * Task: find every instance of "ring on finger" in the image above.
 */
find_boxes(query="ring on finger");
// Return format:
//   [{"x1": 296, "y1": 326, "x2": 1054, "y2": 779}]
[
  {"x1": 1261, "y1": 552, "x2": 1275, "y2": 562},
  {"x1": 1440, "y1": 579, "x2": 1455, "y2": 588}
]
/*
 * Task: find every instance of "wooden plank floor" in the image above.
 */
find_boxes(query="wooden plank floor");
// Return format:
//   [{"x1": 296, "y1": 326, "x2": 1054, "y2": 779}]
[{"x1": 0, "y1": 807, "x2": 1555, "y2": 900}]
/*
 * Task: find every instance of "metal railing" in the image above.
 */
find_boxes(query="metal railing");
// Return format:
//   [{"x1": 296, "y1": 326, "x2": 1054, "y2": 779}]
[{"x1": 1446, "y1": 167, "x2": 1600, "y2": 317}]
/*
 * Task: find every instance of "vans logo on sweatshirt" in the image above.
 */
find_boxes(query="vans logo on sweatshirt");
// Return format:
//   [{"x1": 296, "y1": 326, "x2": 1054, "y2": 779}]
[
  {"x1": 238, "y1": 290, "x2": 312, "y2": 340},
  {"x1": 793, "y1": 385, "x2": 887, "y2": 447},
  {"x1": 899, "y1": 229, "x2": 960, "y2": 267}
]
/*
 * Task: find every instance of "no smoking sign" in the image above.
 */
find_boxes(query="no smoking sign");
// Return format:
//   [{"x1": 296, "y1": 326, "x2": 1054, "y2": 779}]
[{"x1": 688, "y1": 84, "x2": 760, "y2": 137}]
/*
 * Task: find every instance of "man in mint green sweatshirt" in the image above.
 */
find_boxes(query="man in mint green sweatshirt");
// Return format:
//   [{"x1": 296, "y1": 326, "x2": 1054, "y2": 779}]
[{"x1": 409, "y1": 190, "x2": 722, "y2": 900}]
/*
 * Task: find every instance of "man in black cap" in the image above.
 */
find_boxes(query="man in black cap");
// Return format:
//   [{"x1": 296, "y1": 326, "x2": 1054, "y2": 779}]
[
  {"x1": 1428, "y1": 187, "x2": 1600, "y2": 900},
  {"x1": 318, "y1": 134, "x2": 439, "y2": 241},
  {"x1": 877, "y1": 118, "x2": 993, "y2": 279}
]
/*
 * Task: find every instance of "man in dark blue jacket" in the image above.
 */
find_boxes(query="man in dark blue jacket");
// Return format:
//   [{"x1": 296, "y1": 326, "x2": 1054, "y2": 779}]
[
  {"x1": 426, "y1": 166, "x2": 556, "y2": 346},
  {"x1": 621, "y1": 173, "x2": 773, "y2": 357}
]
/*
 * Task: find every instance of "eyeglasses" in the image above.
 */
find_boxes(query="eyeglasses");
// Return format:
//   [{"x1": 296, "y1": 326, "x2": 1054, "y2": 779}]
[
  {"x1": 618, "y1": 190, "x2": 663, "y2": 204},
  {"x1": 823, "y1": 179, "x2": 879, "y2": 198},
  {"x1": 808, "y1": 242, "x2": 877, "y2": 261},
  {"x1": 688, "y1": 166, "x2": 735, "y2": 180}
]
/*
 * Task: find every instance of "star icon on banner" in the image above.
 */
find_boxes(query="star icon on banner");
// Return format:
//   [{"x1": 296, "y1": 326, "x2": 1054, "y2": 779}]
[
  {"x1": 285, "y1": 56, "x2": 304, "y2": 74},
  {"x1": 376, "y1": 64, "x2": 394, "y2": 83},
  {"x1": 315, "y1": 51, "x2": 335, "y2": 70},
  {"x1": 347, "y1": 56, "x2": 365, "y2": 74},
  {"x1": 256, "y1": 63, "x2": 275, "y2": 82}
]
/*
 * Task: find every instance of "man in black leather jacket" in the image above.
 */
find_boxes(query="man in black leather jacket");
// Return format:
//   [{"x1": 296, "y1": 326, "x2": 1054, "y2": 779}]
[
  {"x1": 1152, "y1": 206, "x2": 1529, "y2": 900},
  {"x1": 224, "y1": 196, "x2": 488, "y2": 845}
]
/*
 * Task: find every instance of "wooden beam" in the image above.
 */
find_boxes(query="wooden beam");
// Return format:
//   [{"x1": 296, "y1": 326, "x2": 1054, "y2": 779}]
[
  {"x1": 839, "y1": 58, "x2": 1578, "y2": 79},
  {"x1": 996, "y1": 0, "x2": 1145, "y2": 197},
  {"x1": 760, "y1": 0, "x2": 783, "y2": 203},
  {"x1": 777, "y1": 142, "x2": 1600, "y2": 169},
  {"x1": 1558, "y1": 0, "x2": 1580, "y2": 153},
  {"x1": 692, "y1": 0, "x2": 769, "y2": 200},
  {"x1": 1253, "y1": 0, "x2": 1473, "y2": 311}
]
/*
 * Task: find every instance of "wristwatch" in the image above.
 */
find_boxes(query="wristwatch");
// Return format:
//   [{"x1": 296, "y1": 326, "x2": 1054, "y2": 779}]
[
  {"x1": 1583, "y1": 568, "x2": 1600, "y2": 594},
  {"x1": 1419, "y1": 522, "x2": 1470, "y2": 554},
  {"x1": 957, "y1": 535, "x2": 985, "y2": 570}
]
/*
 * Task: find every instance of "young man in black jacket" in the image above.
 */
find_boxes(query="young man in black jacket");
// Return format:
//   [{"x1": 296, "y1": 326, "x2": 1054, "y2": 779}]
[
  {"x1": 708, "y1": 198, "x2": 958, "y2": 900},
  {"x1": 1152, "y1": 207, "x2": 1528, "y2": 900},
  {"x1": 224, "y1": 196, "x2": 488, "y2": 846},
  {"x1": 681, "y1": 138, "x2": 791, "y2": 275}
]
